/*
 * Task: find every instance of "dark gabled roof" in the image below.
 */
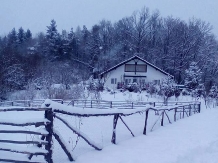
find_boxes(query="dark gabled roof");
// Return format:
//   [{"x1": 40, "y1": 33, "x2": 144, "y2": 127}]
[{"x1": 100, "y1": 55, "x2": 173, "y2": 78}]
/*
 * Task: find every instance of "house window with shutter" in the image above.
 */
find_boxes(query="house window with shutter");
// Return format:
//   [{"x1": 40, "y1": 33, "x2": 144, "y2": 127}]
[
  {"x1": 125, "y1": 64, "x2": 147, "y2": 72},
  {"x1": 111, "y1": 78, "x2": 117, "y2": 84},
  {"x1": 136, "y1": 65, "x2": 147, "y2": 72},
  {"x1": 125, "y1": 79, "x2": 131, "y2": 84},
  {"x1": 153, "y1": 80, "x2": 160, "y2": 85}
]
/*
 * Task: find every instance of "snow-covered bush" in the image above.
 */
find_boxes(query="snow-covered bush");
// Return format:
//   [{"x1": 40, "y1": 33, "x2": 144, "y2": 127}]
[
  {"x1": 147, "y1": 83, "x2": 158, "y2": 97},
  {"x1": 174, "y1": 88, "x2": 181, "y2": 100},
  {"x1": 208, "y1": 85, "x2": 218, "y2": 98},
  {"x1": 158, "y1": 76, "x2": 175, "y2": 104},
  {"x1": 196, "y1": 84, "x2": 206, "y2": 98},
  {"x1": 71, "y1": 84, "x2": 84, "y2": 99},
  {"x1": 125, "y1": 83, "x2": 140, "y2": 93},
  {"x1": 182, "y1": 88, "x2": 190, "y2": 96},
  {"x1": 87, "y1": 77, "x2": 104, "y2": 92},
  {"x1": 47, "y1": 85, "x2": 69, "y2": 99},
  {"x1": 41, "y1": 84, "x2": 84, "y2": 100}
]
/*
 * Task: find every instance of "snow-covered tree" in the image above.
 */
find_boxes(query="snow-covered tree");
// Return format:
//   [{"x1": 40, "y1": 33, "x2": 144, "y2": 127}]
[
  {"x1": 25, "y1": 29, "x2": 32, "y2": 41},
  {"x1": 192, "y1": 83, "x2": 206, "y2": 99},
  {"x1": 147, "y1": 83, "x2": 158, "y2": 97},
  {"x1": 208, "y1": 85, "x2": 218, "y2": 98},
  {"x1": 46, "y1": 19, "x2": 60, "y2": 60},
  {"x1": 184, "y1": 62, "x2": 202, "y2": 92},
  {"x1": 17, "y1": 27, "x2": 25, "y2": 44},
  {"x1": 159, "y1": 76, "x2": 175, "y2": 104}
]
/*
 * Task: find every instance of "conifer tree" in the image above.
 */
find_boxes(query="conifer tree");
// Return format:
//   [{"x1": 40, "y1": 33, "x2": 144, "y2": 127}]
[{"x1": 46, "y1": 19, "x2": 59, "y2": 60}]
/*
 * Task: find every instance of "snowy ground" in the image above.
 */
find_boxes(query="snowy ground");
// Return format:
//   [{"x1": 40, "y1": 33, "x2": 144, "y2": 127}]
[
  {"x1": 75, "y1": 109, "x2": 218, "y2": 163},
  {"x1": 0, "y1": 91, "x2": 218, "y2": 163}
]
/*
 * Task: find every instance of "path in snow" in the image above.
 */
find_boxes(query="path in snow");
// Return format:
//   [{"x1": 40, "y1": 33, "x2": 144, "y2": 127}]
[{"x1": 73, "y1": 109, "x2": 218, "y2": 163}]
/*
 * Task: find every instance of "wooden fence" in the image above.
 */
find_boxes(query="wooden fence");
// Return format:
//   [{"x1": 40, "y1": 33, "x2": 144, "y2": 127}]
[
  {"x1": 0, "y1": 99, "x2": 200, "y2": 109},
  {"x1": 68, "y1": 99, "x2": 199, "y2": 109},
  {"x1": 0, "y1": 107, "x2": 53, "y2": 163},
  {"x1": 0, "y1": 99, "x2": 64, "y2": 107},
  {"x1": 0, "y1": 100, "x2": 201, "y2": 162}
]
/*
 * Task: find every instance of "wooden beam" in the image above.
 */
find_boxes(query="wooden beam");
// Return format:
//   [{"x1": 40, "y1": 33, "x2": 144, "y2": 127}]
[
  {"x1": 53, "y1": 131, "x2": 74, "y2": 161},
  {"x1": 143, "y1": 110, "x2": 149, "y2": 135},
  {"x1": 0, "y1": 147, "x2": 47, "y2": 156},
  {"x1": 0, "y1": 108, "x2": 48, "y2": 112},
  {"x1": 174, "y1": 108, "x2": 177, "y2": 122},
  {"x1": 119, "y1": 116, "x2": 134, "y2": 137},
  {"x1": 164, "y1": 111, "x2": 171, "y2": 124},
  {"x1": 55, "y1": 114, "x2": 102, "y2": 150},
  {"x1": 161, "y1": 111, "x2": 164, "y2": 126},
  {"x1": 111, "y1": 114, "x2": 119, "y2": 144},
  {"x1": 150, "y1": 111, "x2": 163, "y2": 132},
  {"x1": 0, "y1": 140, "x2": 47, "y2": 145},
  {"x1": 0, "y1": 121, "x2": 48, "y2": 127},
  {"x1": 44, "y1": 109, "x2": 53, "y2": 163},
  {"x1": 0, "y1": 158, "x2": 45, "y2": 163},
  {"x1": 0, "y1": 130, "x2": 48, "y2": 136}
]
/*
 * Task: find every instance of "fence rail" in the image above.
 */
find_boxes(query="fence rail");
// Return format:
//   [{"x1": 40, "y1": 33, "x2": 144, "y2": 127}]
[{"x1": 0, "y1": 107, "x2": 53, "y2": 163}]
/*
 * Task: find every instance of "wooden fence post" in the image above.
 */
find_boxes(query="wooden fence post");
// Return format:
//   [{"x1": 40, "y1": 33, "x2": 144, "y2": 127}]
[
  {"x1": 174, "y1": 108, "x2": 177, "y2": 122},
  {"x1": 193, "y1": 104, "x2": 196, "y2": 114},
  {"x1": 161, "y1": 111, "x2": 164, "y2": 126},
  {"x1": 45, "y1": 109, "x2": 53, "y2": 163},
  {"x1": 91, "y1": 100, "x2": 92, "y2": 108},
  {"x1": 143, "y1": 110, "x2": 149, "y2": 135},
  {"x1": 110, "y1": 101, "x2": 112, "y2": 108},
  {"x1": 183, "y1": 106, "x2": 185, "y2": 118},
  {"x1": 111, "y1": 114, "x2": 119, "y2": 144},
  {"x1": 189, "y1": 105, "x2": 191, "y2": 116},
  {"x1": 198, "y1": 103, "x2": 201, "y2": 113},
  {"x1": 132, "y1": 102, "x2": 133, "y2": 109}
]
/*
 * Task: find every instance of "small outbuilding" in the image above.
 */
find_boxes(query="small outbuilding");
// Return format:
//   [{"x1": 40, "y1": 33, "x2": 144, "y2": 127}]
[{"x1": 99, "y1": 55, "x2": 173, "y2": 89}]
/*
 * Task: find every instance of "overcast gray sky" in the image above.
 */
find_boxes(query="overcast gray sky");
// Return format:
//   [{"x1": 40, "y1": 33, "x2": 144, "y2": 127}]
[{"x1": 0, "y1": 0, "x2": 218, "y2": 37}]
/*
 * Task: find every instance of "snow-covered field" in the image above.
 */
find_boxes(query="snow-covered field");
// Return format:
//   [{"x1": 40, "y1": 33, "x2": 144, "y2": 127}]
[{"x1": 0, "y1": 91, "x2": 217, "y2": 163}]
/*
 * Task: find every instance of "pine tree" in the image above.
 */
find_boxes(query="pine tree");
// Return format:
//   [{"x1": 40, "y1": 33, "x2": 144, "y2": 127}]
[
  {"x1": 26, "y1": 29, "x2": 32, "y2": 41},
  {"x1": 7, "y1": 28, "x2": 18, "y2": 51},
  {"x1": 46, "y1": 19, "x2": 59, "y2": 60},
  {"x1": 17, "y1": 27, "x2": 26, "y2": 44}
]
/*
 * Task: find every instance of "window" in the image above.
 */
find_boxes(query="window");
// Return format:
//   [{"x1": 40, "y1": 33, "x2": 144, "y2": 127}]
[
  {"x1": 125, "y1": 64, "x2": 147, "y2": 72},
  {"x1": 136, "y1": 65, "x2": 147, "y2": 72},
  {"x1": 125, "y1": 79, "x2": 131, "y2": 84},
  {"x1": 125, "y1": 64, "x2": 135, "y2": 72},
  {"x1": 139, "y1": 79, "x2": 145, "y2": 84},
  {"x1": 111, "y1": 78, "x2": 117, "y2": 84},
  {"x1": 153, "y1": 80, "x2": 160, "y2": 85},
  {"x1": 133, "y1": 78, "x2": 137, "y2": 83}
]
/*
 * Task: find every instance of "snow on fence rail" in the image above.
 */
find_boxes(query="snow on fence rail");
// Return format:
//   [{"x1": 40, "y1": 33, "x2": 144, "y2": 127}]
[{"x1": 0, "y1": 107, "x2": 53, "y2": 163}]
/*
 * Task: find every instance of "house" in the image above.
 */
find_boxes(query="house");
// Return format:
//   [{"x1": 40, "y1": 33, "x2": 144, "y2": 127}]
[{"x1": 99, "y1": 55, "x2": 173, "y2": 89}]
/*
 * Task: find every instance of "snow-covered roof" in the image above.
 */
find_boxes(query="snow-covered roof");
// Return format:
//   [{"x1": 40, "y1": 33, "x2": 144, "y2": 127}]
[{"x1": 100, "y1": 55, "x2": 173, "y2": 78}]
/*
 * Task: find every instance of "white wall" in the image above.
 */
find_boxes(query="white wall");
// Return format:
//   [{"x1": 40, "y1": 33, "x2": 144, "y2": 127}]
[{"x1": 102, "y1": 59, "x2": 169, "y2": 89}]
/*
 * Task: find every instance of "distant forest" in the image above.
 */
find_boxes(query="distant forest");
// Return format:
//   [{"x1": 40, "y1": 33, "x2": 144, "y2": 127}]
[{"x1": 0, "y1": 7, "x2": 218, "y2": 98}]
